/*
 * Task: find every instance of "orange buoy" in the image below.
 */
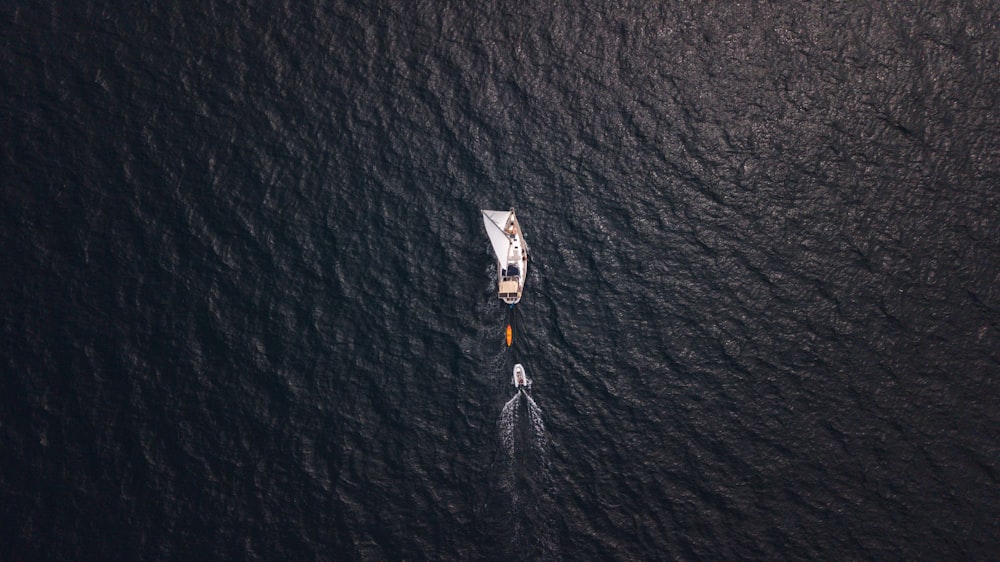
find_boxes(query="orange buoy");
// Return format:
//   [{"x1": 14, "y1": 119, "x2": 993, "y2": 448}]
[{"x1": 505, "y1": 324, "x2": 513, "y2": 347}]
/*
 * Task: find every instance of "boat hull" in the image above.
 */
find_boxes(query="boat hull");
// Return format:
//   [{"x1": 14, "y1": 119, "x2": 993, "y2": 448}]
[{"x1": 513, "y1": 364, "x2": 530, "y2": 388}]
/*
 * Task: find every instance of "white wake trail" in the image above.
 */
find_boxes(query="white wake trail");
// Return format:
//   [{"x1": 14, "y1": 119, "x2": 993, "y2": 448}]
[
  {"x1": 499, "y1": 393, "x2": 521, "y2": 494},
  {"x1": 524, "y1": 392, "x2": 549, "y2": 460},
  {"x1": 500, "y1": 393, "x2": 520, "y2": 457}
]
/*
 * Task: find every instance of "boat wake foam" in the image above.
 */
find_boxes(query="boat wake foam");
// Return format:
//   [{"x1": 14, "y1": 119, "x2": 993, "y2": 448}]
[
  {"x1": 498, "y1": 390, "x2": 548, "y2": 474},
  {"x1": 524, "y1": 392, "x2": 548, "y2": 464},
  {"x1": 497, "y1": 388, "x2": 557, "y2": 558},
  {"x1": 499, "y1": 393, "x2": 519, "y2": 470}
]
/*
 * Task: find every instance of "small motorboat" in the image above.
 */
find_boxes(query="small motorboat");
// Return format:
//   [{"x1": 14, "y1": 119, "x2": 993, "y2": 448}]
[{"x1": 512, "y1": 363, "x2": 531, "y2": 389}]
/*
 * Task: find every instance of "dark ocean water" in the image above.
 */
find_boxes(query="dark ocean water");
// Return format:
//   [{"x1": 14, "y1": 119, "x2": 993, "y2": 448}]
[{"x1": 3, "y1": 1, "x2": 999, "y2": 560}]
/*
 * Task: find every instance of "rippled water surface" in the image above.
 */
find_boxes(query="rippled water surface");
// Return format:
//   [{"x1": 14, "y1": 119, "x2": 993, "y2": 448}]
[{"x1": 3, "y1": 1, "x2": 999, "y2": 559}]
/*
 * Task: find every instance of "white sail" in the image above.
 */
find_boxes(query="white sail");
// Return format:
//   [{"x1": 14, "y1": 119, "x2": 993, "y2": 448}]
[{"x1": 482, "y1": 210, "x2": 512, "y2": 264}]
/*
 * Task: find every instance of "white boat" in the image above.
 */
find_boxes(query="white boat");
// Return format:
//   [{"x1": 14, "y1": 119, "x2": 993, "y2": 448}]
[
  {"x1": 513, "y1": 364, "x2": 531, "y2": 388},
  {"x1": 482, "y1": 208, "x2": 529, "y2": 304}
]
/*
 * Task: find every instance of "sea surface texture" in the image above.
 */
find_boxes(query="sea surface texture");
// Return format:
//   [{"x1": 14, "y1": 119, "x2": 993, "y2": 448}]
[{"x1": 3, "y1": 1, "x2": 999, "y2": 560}]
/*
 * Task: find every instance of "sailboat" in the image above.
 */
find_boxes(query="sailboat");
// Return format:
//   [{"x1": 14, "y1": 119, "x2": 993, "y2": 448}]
[{"x1": 482, "y1": 208, "x2": 529, "y2": 305}]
